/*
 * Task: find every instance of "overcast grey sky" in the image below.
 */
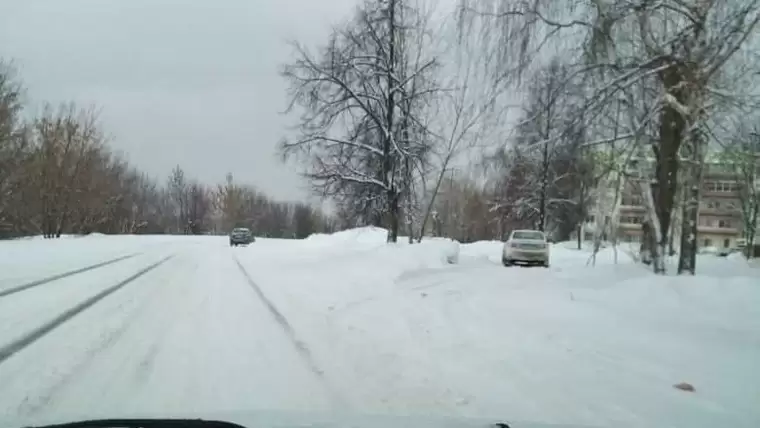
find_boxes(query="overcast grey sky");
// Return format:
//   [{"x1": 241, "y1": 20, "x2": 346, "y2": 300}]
[{"x1": 0, "y1": 0, "x2": 359, "y2": 201}]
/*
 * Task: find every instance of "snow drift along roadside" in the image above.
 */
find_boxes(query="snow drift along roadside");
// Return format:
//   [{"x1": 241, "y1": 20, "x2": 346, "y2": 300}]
[{"x1": 303, "y1": 227, "x2": 460, "y2": 266}]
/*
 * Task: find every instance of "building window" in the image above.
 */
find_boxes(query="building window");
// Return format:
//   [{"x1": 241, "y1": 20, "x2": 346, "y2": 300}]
[
  {"x1": 718, "y1": 219, "x2": 732, "y2": 228},
  {"x1": 704, "y1": 238, "x2": 712, "y2": 247},
  {"x1": 724, "y1": 239, "x2": 730, "y2": 248}
]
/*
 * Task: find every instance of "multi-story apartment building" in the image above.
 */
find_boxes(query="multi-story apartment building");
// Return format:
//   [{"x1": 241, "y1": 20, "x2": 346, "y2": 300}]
[
  {"x1": 698, "y1": 163, "x2": 745, "y2": 249},
  {"x1": 615, "y1": 161, "x2": 751, "y2": 250},
  {"x1": 617, "y1": 188, "x2": 646, "y2": 243}
]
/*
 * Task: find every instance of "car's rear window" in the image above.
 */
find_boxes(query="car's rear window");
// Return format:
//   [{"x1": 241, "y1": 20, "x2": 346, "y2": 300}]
[{"x1": 512, "y1": 231, "x2": 545, "y2": 240}]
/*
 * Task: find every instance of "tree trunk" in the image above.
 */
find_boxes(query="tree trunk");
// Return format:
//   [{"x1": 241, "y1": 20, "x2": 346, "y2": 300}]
[
  {"x1": 538, "y1": 142, "x2": 549, "y2": 232},
  {"x1": 382, "y1": 0, "x2": 397, "y2": 243},
  {"x1": 677, "y1": 178, "x2": 700, "y2": 274},
  {"x1": 388, "y1": 189, "x2": 399, "y2": 243},
  {"x1": 371, "y1": 208, "x2": 383, "y2": 228},
  {"x1": 577, "y1": 180, "x2": 586, "y2": 250},
  {"x1": 641, "y1": 176, "x2": 665, "y2": 273},
  {"x1": 746, "y1": 204, "x2": 758, "y2": 259},
  {"x1": 405, "y1": 188, "x2": 414, "y2": 244},
  {"x1": 677, "y1": 123, "x2": 705, "y2": 275},
  {"x1": 537, "y1": 97, "x2": 552, "y2": 232},
  {"x1": 654, "y1": 68, "x2": 687, "y2": 270},
  {"x1": 417, "y1": 166, "x2": 450, "y2": 243}
]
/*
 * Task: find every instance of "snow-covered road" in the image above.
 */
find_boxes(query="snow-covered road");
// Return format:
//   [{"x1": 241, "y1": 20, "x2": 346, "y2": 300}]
[
  {"x1": 0, "y1": 241, "x2": 334, "y2": 421},
  {"x1": 0, "y1": 232, "x2": 758, "y2": 428}
]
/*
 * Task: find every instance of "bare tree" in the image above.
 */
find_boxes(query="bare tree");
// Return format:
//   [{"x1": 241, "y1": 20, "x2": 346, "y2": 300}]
[
  {"x1": 29, "y1": 104, "x2": 106, "y2": 238},
  {"x1": 416, "y1": 13, "x2": 508, "y2": 242},
  {"x1": 167, "y1": 165, "x2": 188, "y2": 234},
  {"x1": 514, "y1": 58, "x2": 587, "y2": 234},
  {"x1": 187, "y1": 182, "x2": 211, "y2": 234},
  {"x1": 481, "y1": 57, "x2": 590, "y2": 242},
  {"x1": 431, "y1": 173, "x2": 494, "y2": 242},
  {"x1": 0, "y1": 61, "x2": 27, "y2": 237},
  {"x1": 280, "y1": 0, "x2": 438, "y2": 242},
  {"x1": 215, "y1": 173, "x2": 246, "y2": 232}
]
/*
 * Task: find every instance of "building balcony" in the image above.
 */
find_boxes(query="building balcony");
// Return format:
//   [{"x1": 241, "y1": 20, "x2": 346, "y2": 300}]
[
  {"x1": 697, "y1": 226, "x2": 740, "y2": 235},
  {"x1": 698, "y1": 207, "x2": 741, "y2": 217},
  {"x1": 702, "y1": 190, "x2": 741, "y2": 199},
  {"x1": 619, "y1": 204, "x2": 646, "y2": 213},
  {"x1": 619, "y1": 222, "x2": 643, "y2": 230}
]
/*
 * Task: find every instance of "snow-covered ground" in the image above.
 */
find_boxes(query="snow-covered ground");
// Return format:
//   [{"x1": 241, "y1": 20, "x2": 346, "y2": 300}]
[{"x1": 0, "y1": 230, "x2": 757, "y2": 428}]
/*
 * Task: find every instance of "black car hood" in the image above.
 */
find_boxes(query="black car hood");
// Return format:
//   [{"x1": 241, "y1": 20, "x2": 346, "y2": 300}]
[{"x1": 8, "y1": 410, "x2": 598, "y2": 428}]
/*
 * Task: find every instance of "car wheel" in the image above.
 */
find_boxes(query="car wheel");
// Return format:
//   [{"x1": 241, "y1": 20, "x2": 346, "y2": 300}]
[{"x1": 502, "y1": 258, "x2": 512, "y2": 267}]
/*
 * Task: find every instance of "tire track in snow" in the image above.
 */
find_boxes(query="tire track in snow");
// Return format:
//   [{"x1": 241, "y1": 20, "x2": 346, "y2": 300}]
[
  {"x1": 8, "y1": 255, "x2": 192, "y2": 416},
  {"x1": 233, "y1": 257, "x2": 324, "y2": 376},
  {"x1": 233, "y1": 257, "x2": 348, "y2": 408},
  {"x1": 0, "y1": 254, "x2": 174, "y2": 366},
  {"x1": 0, "y1": 252, "x2": 141, "y2": 299}
]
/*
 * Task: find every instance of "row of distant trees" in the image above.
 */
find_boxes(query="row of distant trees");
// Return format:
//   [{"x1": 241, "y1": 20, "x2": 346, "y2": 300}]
[
  {"x1": 279, "y1": 0, "x2": 760, "y2": 273},
  {"x1": 0, "y1": 61, "x2": 334, "y2": 239}
]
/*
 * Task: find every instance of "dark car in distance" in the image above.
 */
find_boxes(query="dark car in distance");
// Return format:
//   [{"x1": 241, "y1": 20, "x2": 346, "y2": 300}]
[{"x1": 229, "y1": 227, "x2": 255, "y2": 246}]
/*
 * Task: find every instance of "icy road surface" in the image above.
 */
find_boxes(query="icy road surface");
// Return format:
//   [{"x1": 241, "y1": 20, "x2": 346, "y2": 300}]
[{"x1": 0, "y1": 231, "x2": 758, "y2": 428}]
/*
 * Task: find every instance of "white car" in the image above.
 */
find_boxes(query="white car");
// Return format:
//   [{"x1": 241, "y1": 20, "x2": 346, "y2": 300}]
[{"x1": 502, "y1": 229, "x2": 550, "y2": 267}]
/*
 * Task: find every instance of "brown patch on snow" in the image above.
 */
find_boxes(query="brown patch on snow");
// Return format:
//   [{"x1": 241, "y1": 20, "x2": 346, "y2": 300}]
[{"x1": 673, "y1": 382, "x2": 696, "y2": 392}]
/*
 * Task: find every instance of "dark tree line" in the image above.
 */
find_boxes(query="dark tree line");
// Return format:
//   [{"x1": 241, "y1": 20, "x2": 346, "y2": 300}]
[{"x1": 0, "y1": 61, "x2": 333, "y2": 240}]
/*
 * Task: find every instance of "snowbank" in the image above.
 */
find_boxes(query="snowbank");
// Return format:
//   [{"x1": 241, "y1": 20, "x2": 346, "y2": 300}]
[
  {"x1": 305, "y1": 226, "x2": 388, "y2": 246},
  {"x1": 394, "y1": 238, "x2": 460, "y2": 267},
  {"x1": 300, "y1": 227, "x2": 459, "y2": 265},
  {"x1": 458, "y1": 240, "x2": 502, "y2": 264}
]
